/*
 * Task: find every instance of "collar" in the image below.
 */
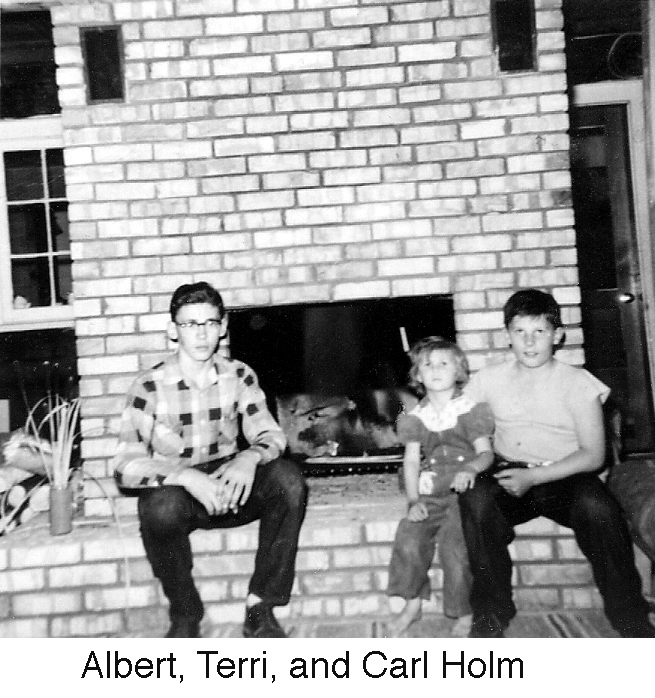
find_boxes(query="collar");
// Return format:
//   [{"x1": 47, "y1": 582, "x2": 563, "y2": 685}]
[{"x1": 161, "y1": 352, "x2": 223, "y2": 387}]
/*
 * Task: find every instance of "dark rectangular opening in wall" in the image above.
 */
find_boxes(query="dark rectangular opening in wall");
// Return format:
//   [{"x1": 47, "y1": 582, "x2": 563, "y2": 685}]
[
  {"x1": 0, "y1": 10, "x2": 60, "y2": 118},
  {"x1": 228, "y1": 295, "x2": 456, "y2": 475},
  {"x1": 0, "y1": 328, "x2": 78, "y2": 432},
  {"x1": 81, "y1": 26, "x2": 124, "y2": 103},
  {"x1": 492, "y1": 0, "x2": 536, "y2": 72}
]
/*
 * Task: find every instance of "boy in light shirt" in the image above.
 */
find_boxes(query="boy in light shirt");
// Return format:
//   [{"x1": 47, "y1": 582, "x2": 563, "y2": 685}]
[{"x1": 460, "y1": 288, "x2": 654, "y2": 638}]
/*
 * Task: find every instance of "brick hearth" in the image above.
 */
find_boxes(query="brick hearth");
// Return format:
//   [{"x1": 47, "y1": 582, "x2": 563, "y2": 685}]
[{"x1": 0, "y1": 473, "x2": 643, "y2": 638}]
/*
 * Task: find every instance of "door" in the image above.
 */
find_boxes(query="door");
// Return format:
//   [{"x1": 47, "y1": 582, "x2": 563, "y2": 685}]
[{"x1": 571, "y1": 82, "x2": 655, "y2": 455}]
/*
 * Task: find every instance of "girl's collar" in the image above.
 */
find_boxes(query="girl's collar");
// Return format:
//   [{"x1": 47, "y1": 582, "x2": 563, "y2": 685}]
[{"x1": 418, "y1": 384, "x2": 464, "y2": 407}]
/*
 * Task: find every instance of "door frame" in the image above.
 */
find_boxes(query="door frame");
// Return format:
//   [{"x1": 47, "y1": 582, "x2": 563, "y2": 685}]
[{"x1": 572, "y1": 80, "x2": 655, "y2": 414}]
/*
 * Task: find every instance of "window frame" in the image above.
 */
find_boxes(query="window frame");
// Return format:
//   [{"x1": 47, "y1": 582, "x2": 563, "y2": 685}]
[{"x1": 0, "y1": 114, "x2": 73, "y2": 331}]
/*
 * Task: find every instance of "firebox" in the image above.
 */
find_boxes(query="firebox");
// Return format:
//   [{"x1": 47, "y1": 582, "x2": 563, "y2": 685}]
[{"x1": 228, "y1": 295, "x2": 455, "y2": 476}]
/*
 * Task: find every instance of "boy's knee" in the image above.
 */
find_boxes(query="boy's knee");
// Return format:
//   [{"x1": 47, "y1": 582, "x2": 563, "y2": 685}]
[
  {"x1": 138, "y1": 486, "x2": 189, "y2": 536},
  {"x1": 573, "y1": 484, "x2": 621, "y2": 527},
  {"x1": 267, "y1": 458, "x2": 308, "y2": 509}
]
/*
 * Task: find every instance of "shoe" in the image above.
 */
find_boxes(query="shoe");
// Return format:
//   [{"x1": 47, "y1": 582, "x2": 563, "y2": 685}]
[
  {"x1": 165, "y1": 618, "x2": 200, "y2": 638},
  {"x1": 468, "y1": 612, "x2": 506, "y2": 638},
  {"x1": 618, "y1": 621, "x2": 655, "y2": 638},
  {"x1": 243, "y1": 603, "x2": 286, "y2": 638}
]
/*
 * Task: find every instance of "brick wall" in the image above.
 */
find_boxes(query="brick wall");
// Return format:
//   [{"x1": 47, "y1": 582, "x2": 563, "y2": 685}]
[{"x1": 47, "y1": 0, "x2": 579, "y2": 515}]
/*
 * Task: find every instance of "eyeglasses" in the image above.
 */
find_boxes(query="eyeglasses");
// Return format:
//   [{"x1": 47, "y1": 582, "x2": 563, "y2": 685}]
[{"x1": 175, "y1": 319, "x2": 222, "y2": 331}]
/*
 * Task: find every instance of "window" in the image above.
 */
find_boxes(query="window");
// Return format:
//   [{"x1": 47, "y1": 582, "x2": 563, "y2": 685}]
[
  {"x1": 0, "y1": 10, "x2": 60, "y2": 118},
  {"x1": 81, "y1": 26, "x2": 125, "y2": 103},
  {"x1": 492, "y1": 0, "x2": 536, "y2": 72},
  {"x1": 4, "y1": 149, "x2": 71, "y2": 309},
  {"x1": 0, "y1": 10, "x2": 71, "y2": 330}
]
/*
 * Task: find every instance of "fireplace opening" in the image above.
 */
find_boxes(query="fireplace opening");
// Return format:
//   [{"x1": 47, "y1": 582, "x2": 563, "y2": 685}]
[{"x1": 228, "y1": 295, "x2": 456, "y2": 476}]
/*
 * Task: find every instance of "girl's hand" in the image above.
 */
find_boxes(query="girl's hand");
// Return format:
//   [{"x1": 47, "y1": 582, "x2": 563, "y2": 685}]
[
  {"x1": 407, "y1": 501, "x2": 428, "y2": 522},
  {"x1": 451, "y1": 470, "x2": 476, "y2": 493}
]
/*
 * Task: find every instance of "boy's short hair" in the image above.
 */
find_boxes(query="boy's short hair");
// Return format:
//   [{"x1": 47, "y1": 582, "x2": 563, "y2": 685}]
[
  {"x1": 169, "y1": 282, "x2": 225, "y2": 322},
  {"x1": 503, "y1": 288, "x2": 562, "y2": 329},
  {"x1": 408, "y1": 336, "x2": 469, "y2": 396}
]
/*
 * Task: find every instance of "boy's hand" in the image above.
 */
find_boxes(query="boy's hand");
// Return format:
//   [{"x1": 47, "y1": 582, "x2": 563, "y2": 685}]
[
  {"x1": 175, "y1": 468, "x2": 226, "y2": 514},
  {"x1": 212, "y1": 450, "x2": 259, "y2": 512},
  {"x1": 494, "y1": 468, "x2": 535, "y2": 497},
  {"x1": 407, "y1": 501, "x2": 428, "y2": 522},
  {"x1": 451, "y1": 471, "x2": 476, "y2": 493}
]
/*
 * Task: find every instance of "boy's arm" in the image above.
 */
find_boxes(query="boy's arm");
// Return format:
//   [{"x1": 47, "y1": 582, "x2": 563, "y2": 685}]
[
  {"x1": 458, "y1": 402, "x2": 495, "y2": 477},
  {"x1": 496, "y1": 396, "x2": 605, "y2": 496},
  {"x1": 465, "y1": 436, "x2": 495, "y2": 474},
  {"x1": 237, "y1": 364, "x2": 287, "y2": 464},
  {"x1": 534, "y1": 394, "x2": 605, "y2": 480},
  {"x1": 451, "y1": 436, "x2": 494, "y2": 493},
  {"x1": 209, "y1": 364, "x2": 288, "y2": 513}
]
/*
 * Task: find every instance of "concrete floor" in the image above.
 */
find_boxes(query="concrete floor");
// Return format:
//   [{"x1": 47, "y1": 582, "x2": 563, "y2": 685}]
[{"x1": 120, "y1": 609, "x2": 623, "y2": 638}]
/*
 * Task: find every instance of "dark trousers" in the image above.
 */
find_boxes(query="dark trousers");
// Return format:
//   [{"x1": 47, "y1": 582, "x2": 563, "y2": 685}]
[
  {"x1": 459, "y1": 470, "x2": 650, "y2": 636},
  {"x1": 137, "y1": 458, "x2": 307, "y2": 623}
]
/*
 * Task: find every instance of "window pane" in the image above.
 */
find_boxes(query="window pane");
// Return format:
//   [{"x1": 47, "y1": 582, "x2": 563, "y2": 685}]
[
  {"x1": 46, "y1": 149, "x2": 66, "y2": 199},
  {"x1": 0, "y1": 10, "x2": 60, "y2": 118},
  {"x1": 54, "y1": 257, "x2": 73, "y2": 305},
  {"x1": 8, "y1": 204, "x2": 48, "y2": 254},
  {"x1": 3, "y1": 147, "x2": 70, "y2": 311},
  {"x1": 4, "y1": 151, "x2": 44, "y2": 201},
  {"x1": 11, "y1": 258, "x2": 52, "y2": 307},
  {"x1": 50, "y1": 202, "x2": 70, "y2": 252}
]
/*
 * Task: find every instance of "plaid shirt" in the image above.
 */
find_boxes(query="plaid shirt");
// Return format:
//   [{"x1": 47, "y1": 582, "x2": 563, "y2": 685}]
[{"x1": 112, "y1": 352, "x2": 286, "y2": 489}]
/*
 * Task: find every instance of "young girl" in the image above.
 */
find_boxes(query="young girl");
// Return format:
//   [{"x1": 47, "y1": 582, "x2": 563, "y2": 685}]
[{"x1": 386, "y1": 336, "x2": 494, "y2": 637}]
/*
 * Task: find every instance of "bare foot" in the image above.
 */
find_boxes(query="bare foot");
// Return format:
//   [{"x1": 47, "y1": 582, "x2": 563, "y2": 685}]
[
  {"x1": 450, "y1": 614, "x2": 473, "y2": 637},
  {"x1": 386, "y1": 598, "x2": 422, "y2": 637}
]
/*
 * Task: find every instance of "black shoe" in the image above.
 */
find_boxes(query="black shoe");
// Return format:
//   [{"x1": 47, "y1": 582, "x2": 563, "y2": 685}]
[
  {"x1": 468, "y1": 613, "x2": 507, "y2": 638},
  {"x1": 618, "y1": 621, "x2": 655, "y2": 638},
  {"x1": 243, "y1": 603, "x2": 286, "y2": 638},
  {"x1": 165, "y1": 618, "x2": 200, "y2": 638}
]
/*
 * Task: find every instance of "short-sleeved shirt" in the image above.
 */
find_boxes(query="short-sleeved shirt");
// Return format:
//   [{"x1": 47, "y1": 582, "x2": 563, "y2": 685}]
[
  {"x1": 397, "y1": 394, "x2": 494, "y2": 496},
  {"x1": 112, "y1": 352, "x2": 286, "y2": 489},
  {"x1": 465, "y1": 357, "x2": 610, "y2": 464}
]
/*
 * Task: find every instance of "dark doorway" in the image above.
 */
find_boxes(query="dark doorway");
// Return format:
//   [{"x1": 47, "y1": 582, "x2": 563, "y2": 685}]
[{"x1": 569, "y1": 96, "x2": 654, "y2": 455}]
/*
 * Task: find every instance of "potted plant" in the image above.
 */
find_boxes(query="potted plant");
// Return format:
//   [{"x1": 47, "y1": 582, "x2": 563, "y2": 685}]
[{"x1": 2, "y1": 395, "x2": 81, "y2": 535}]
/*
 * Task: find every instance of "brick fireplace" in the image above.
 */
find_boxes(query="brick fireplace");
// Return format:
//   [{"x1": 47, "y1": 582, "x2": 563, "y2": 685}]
[{"x1": 24, "y1": 0, "x2": 581, "y2": 515}]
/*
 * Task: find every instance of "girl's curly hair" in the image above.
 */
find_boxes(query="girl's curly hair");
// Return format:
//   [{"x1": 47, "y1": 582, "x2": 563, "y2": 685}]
[{"x1": 407, "y1": 336, "x2": 469, "y2": 397}]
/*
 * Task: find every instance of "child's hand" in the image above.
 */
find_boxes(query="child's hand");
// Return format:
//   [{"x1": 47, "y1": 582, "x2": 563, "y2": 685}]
[
  {"x1": 451, "y1": 470, "x2": 476, "y2": 493},
  {"x1": 407, "y1": 501, "x2": 428, "y2": 522}
]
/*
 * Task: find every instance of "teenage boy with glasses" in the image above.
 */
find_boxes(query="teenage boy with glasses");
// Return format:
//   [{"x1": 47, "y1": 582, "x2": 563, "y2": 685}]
[{"x1": 113, "y1": 281, "x2": 307, "y2": 638}]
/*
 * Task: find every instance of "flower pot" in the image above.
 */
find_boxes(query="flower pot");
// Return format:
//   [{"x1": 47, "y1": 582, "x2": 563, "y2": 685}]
[{"x1": 49, "y1": 485, "x2": 73, "y2": 536}]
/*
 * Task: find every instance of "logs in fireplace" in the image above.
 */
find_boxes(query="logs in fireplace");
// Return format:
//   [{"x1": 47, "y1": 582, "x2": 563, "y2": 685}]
[{"x1": 228, "y1": 295, "x2": 455, "y2": 476}]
